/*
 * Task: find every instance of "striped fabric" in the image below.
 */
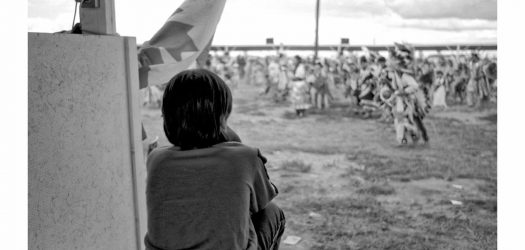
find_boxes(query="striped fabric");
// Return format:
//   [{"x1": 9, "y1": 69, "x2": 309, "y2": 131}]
[{"x1": 138, "y1": 0, "x2": 227, "y2": 88}]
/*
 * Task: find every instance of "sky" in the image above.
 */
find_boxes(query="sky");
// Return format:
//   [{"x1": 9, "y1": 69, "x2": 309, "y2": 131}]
[{"x1": 28, "y1": 0, "x2": 497, "y2": 46}]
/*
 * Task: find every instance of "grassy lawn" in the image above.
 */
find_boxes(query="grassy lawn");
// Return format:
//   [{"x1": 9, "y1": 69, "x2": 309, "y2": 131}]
[{"x1": 142, "y1": 82, "x2": 497, "y2": 250}]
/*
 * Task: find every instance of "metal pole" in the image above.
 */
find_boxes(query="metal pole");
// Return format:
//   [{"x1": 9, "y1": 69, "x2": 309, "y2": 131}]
[{"x1": 314, "y1": 0, "x2": 320, "y2": 61}]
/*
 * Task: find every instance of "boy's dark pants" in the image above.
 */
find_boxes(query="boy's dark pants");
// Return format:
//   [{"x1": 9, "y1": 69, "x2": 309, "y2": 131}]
[{"x1": 252, "y1": 202, "x2": 286, "y2": 250}]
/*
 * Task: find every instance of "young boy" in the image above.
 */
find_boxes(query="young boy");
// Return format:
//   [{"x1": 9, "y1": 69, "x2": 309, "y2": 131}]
[{"x1": 144, "y1": 69, "x2": 285, "y2": 250}]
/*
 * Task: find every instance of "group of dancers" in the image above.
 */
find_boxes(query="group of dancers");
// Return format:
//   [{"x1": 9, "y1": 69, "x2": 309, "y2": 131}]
[{"x1": 170, "y1": 44, "x2": 497, "y2": 145}]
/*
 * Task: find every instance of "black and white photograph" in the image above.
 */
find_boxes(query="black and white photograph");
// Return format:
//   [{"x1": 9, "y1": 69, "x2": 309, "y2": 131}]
[{"x1": 3, "y1": 0, "x2": 523, "y2": 249}]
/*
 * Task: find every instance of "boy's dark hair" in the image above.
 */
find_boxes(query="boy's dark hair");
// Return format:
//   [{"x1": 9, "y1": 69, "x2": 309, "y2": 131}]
[{"x1": 162, "y1": 69, "x2": 232, "y2": 150}]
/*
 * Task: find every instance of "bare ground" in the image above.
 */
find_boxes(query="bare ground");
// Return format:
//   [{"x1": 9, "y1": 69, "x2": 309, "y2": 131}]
[{"x1": 141, "y1": 82, "x2": 497, "y2": 250}]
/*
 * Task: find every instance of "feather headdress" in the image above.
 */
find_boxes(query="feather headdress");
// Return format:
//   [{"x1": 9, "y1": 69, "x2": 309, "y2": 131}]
[{"x1": 389, "y1": 42, "x2": 415, "y2": 74}]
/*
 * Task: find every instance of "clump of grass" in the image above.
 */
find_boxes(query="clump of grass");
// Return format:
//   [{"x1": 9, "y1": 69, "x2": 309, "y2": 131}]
[
  {"x1": 357, "y1": 184, "x2": 396, "y2": 196},
  {"x1": 322, "y1": 161, "x2": 337, "y2": 168},
  {"x1": 250, "y1": 111, "x2": 267, "y2": 116},
  {"x1": 281, "y1": 160, "x2": 312, "y2": 173},
  {"x1": 282, "y1": 111, "x2": 299, "y2": 119},
  {"x1": 279, "y1": 183, "x2": 296, "y2": 194}
]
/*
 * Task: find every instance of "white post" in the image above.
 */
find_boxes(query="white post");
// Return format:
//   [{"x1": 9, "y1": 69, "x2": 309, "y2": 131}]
[
  {"x1": 314, "y1": 0, "x2": 320, "y2": 61},
  {"x1": 80, "y1": 0, "x2": 117, "y2": 35}
]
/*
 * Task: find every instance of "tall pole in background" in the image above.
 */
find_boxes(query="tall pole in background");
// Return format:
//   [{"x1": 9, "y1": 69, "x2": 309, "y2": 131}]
[{"x1": 314, "y1": 0, "x2": 320, "y2": 61}]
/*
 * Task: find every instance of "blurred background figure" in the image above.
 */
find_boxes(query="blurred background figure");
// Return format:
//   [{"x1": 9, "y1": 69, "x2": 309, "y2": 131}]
[{"x1": 290, "y1": 55, "x2": 310, "y2": 117}]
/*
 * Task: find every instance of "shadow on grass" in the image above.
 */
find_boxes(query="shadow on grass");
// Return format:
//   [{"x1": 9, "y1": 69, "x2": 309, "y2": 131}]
[
  {"x1": 479, "y1": 113, "x2": 497, "y2": 124},
  {"x1": 281, "y1": 105, "x2": 384, "y2": 121}
]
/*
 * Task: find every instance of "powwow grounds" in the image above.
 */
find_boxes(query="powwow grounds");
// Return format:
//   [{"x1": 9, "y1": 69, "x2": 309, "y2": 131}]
[{"x1": 141, "y1": 80, "x2": 497, "y2": 250}]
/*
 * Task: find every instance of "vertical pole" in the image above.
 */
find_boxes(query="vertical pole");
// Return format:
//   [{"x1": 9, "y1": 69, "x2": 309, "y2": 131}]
[
  {"x1": 124, "y1": 37, "x2": 147, "y2": 250},
  {"x1": 314, "y1": 0, "x2": 320, "y2": 61},
  {"x1": 80, "y1": 0, "x2": 117, "y2": 35}
]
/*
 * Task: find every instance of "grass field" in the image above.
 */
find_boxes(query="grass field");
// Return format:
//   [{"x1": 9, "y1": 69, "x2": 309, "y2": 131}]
[{"x1": 141, "y1": 81, "x2": 497, "y2": 250}]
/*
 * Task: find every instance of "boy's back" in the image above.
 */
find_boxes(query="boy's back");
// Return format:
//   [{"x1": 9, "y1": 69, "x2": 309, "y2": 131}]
[{"x1": 145, "y1": 142, "x2": 277, "y2": 250}]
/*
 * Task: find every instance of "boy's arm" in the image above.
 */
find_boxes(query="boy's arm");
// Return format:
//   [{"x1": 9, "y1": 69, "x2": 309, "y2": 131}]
[{"x1": 250, "y1": 150, "x2": 278, "y2": 214}]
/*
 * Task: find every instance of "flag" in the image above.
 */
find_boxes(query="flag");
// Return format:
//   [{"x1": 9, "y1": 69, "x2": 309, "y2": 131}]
[{"x1": 138, "y1": 0, "x2": 227, "y2": 88}]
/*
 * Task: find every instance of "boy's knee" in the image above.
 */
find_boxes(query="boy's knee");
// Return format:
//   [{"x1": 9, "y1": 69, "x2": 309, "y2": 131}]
[
  {"x1": 252, "y1": 202, "x2": 285, "y2": 234},
  {"x1": 252, "y1": 202, "x2": 286, "y2": 250},
  {"x1": 259, "y1": 202, "x2": 285, "y2": 225}
]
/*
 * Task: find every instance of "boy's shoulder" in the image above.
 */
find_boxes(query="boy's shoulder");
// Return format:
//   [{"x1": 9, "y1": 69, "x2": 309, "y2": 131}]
[
  {"x1": 148, "y1": 142, "x2": 263, "y2": 162},
  {"x1": 146, "y1": 145, "x2": 176, "y2": 170},
  {"x1": 213, "y1": 142, "x2": 269, "y2": 166},
  {"x1": 214, "y1": 142, "x2": 262, "y2": 158},
  {"x1": 146, "y1": 143, "x2": 261, "y2": 174}
]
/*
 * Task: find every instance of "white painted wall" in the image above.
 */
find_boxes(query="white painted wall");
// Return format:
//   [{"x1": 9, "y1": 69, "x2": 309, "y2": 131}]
[{"x1": 28, "y1": 32, "x2": 146, "y2": 250}]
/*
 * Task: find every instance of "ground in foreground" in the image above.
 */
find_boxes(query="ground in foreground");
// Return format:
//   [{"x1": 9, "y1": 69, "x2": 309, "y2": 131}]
[{"x1": 142, "y1": 83, "x2": 497, "y2": 250}]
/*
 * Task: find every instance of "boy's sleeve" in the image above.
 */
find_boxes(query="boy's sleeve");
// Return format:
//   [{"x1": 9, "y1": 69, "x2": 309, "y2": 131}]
[{"x1": 249, "y1": 149, "x2": 278, "y2": 214}]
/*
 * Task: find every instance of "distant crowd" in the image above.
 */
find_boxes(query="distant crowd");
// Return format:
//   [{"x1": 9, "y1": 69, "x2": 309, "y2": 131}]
[{"x1": 202, "y1": 49, "x2": 497, "y2": 114}]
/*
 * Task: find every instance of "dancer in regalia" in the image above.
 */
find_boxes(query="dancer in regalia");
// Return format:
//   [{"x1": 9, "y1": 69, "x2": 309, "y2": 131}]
[
  {"x1": 376, "y1": 56, "x2": 395, "y2": 123},
  {"x1": 387, "y1": 43, "x2": 430, "y2": 145},
  {"x1": 451, "y1": 62, "x2": 469, "y2": 104},
  {"x1": 290, "y1": 55, "x2": 311, "y2": 117},
  {"x1": 356, "y1": 56, "x2": 379, "y2": 118},
  {"x1": 275, "y1": 55, "x2": 291, "y2": 102},
  {"x1": 466, "y1": 53, "x2": 491, "y2": 107},
  {"x1": 310, "y1": 62, "x2": 332, "y2": 109},
  {"x1": 266, "y1": 57, "x2": 281, "y2": 96},
  {"x1": 482, "y1": 60, "x2": 497, "y2": 102},
  {"x1": 432, "y1": 70, "x2": 448, "y2": 109}
]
